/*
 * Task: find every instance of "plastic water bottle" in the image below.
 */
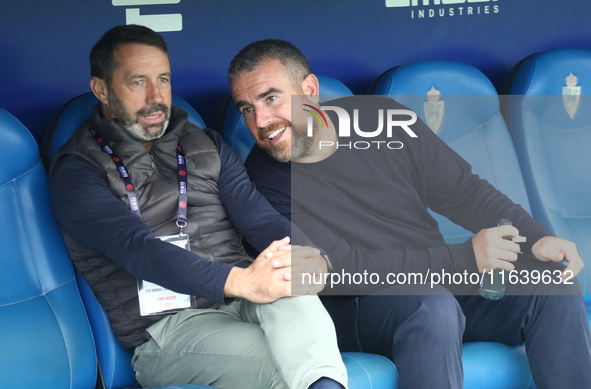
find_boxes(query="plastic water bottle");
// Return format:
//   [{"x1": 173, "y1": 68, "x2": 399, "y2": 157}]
[{"x1": 479, "y1": 218, "x2": 513, "y2": 300}]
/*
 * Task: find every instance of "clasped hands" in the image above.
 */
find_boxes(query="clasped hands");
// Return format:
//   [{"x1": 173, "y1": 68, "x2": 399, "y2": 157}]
[{"x1": 224, "y1": 237, "x2": 329, "y2": 303}]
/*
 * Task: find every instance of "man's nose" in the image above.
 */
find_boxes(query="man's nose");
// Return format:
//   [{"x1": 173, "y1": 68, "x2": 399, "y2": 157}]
[
  {"x1": 254, "y1": 107, "x2": 272, "y2": 129},
  {"x1": 146, "y1": 81, "x2": 164, "y2": 105}
]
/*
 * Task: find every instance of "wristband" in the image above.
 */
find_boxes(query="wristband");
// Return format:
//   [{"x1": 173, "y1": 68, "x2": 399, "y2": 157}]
[{"x1": 320, "y1": 250, "x2": 334, "y2": 274}]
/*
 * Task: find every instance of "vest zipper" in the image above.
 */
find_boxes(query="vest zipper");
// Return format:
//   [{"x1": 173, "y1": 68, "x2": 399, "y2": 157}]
[{"x1": 149, "y1": 150, "x2": 160, "y2": 176}]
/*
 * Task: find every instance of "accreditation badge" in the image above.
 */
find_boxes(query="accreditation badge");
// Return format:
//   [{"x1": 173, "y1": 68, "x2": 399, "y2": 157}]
[{"x1": 137, "y1": 233, "x2": 192, "y2": 316}]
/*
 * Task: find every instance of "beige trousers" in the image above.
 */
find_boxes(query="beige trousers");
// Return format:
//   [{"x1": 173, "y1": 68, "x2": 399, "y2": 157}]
[{"x1": 132, "y1": 295, "x2": 348, "y2": 389}]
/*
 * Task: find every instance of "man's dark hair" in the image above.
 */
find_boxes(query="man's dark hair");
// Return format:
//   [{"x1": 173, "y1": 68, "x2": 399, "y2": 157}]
[
  {"x1": 228, "y1": 39, "x2": 312, "y2": 87},
  {"x1": 90, "y1": 24, "x2": 168, "y2": 85}
]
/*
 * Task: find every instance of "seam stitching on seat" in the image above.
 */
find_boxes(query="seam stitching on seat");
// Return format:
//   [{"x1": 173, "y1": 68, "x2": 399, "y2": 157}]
[
  {"x1": 74, "y1": 283, "x2": 98, "y2": 384},
  {"x1": 108, "y1": 321, "x2": 117, "y2": 389},
  {"x1": 0, "y1": 162, "x2": 39, "y2": 189},
  {"x1": 343, "y1": 355, "x2": 373, "y2": 389},
  {"x1": 0, "y1": 278, "x2": 75, "y2": 307},
  {"x1": 44, "y1": 293, "x2": 74, "y2": 389},
  {"x1": 449, "y1": 109, "x2": 500, "y2": 143},
  {"x1": 15, "y1": 179, "x2": 45, "y2": 293}
]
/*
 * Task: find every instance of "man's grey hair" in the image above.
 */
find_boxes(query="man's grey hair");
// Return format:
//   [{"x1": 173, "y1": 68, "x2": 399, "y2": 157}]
[{"x1": 228, "y1": 39, "x2": 313, "y2": 87}]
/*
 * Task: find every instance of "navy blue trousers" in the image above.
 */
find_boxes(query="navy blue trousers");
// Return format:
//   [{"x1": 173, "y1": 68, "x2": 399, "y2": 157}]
[{"x1": 321, "y1": 256, "x2": 591, "y2": 389}]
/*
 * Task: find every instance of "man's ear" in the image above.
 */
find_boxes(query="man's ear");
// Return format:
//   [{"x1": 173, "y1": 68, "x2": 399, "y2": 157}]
[
  {"x1": 301, "y1": 73, "x2": 320, "y2": 97},
  {"x1": 90, "y1": 77, "x2": 109, "y2": 105}
]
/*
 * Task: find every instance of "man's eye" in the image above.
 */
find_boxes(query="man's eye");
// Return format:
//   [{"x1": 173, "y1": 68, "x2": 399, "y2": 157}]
[
  {"x1": 159, "y1": 77, "x2": 169, "y2": 83},
  {"x1": 241, "y1": 107, "x2": 252, "y2": 115},
  {"x1": 133, "y1": 80, "x2": 144, "y2": 86},
  {"x1": 267, "y1": 96, "x2": 277, "y2": 103}
]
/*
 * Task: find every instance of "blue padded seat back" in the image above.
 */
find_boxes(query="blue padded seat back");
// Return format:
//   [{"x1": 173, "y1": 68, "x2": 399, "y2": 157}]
[
  {"x1": 342, "y1": 352, "x2": 398, "y2": 389},
  {"x1": 508, "y1": 48, "x2": 591, "y2": 295},
  {"x1": 76, "y1": 271, "x2": 137, "y2": 389},
  {"x1": 0, "y1": 108, "x2": 96, "y2": 388},
  {"x1": 373, "y1": 61, "x2": 531, "y2": 244},
  {"x1": 45, "y1": 93, "x2": 206, "y2": 389},
  {"x1": 45, "y1": 93, "x2": 206, "y2": 163},
  {"x1": 462, "y1": 343, "x2": 535, "y2": 389},
  {"x1": 222, "y1": 75, "x2": 353, "y2": 162}
]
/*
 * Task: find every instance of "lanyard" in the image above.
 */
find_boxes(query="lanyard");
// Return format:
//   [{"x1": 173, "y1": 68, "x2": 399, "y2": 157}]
[
  {"x1": 176, "y1": 144, "x2": 188, "y2": 230},
  {"x1": 91, "y1": 129, "x2": 188, "y2": 231}
]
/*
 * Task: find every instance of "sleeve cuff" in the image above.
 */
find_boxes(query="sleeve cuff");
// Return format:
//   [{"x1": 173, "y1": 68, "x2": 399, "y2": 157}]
[
  {"x1": 213, "y1": 263, "x2": 235, "y2": 305},
  {"x1": 448, "y1": 239, "x2": 480, "y2": 274}
]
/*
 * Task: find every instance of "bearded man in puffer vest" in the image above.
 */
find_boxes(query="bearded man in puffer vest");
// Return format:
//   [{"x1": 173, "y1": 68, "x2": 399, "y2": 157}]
[{"x1": 50, "y1": 24, "x2": 347, "y2": 389}]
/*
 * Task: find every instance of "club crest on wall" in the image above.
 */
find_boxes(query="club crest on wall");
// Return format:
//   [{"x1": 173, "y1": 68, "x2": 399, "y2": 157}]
[
  {"x1": 562, "y1": 72, "x2": 581, "y2": 119},
  {"x1": 424, "y1": 86, "x2": 444, "y2": 134}
]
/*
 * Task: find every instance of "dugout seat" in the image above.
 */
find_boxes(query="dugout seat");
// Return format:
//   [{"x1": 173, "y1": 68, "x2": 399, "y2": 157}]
[
  {"x1": 0, "y1": 107, "x2": 97, "y2": 388},
  {"x1": 506, "y1": 48, "x2": 591, "y2": 302},
  {"x1": 372, "y1": 60, "x2": 531, "y2": 245},
  {"x1": 1, "y1": 107, "x2": 206, "y2": 389},
  {"x1": 372, "y1": 61, "x2": 537, "y2": 389},
  {"x1": 3, "y1": 103, "x2": 212, "y2": 389},
  {"x1": 44, "y1": 92, "x2": 398, "y2": 389},
  {"x1": 221, "y1": 74, "x2": 354, "y2": 162}
]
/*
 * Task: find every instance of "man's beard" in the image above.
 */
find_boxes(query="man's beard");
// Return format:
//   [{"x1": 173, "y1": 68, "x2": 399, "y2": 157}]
[
  {"x1": 257, "y1": 119, "x2": 316, "y2": 163},
  {"x1": 107, "y1": 85, "x2": 170, "y2": 142}
]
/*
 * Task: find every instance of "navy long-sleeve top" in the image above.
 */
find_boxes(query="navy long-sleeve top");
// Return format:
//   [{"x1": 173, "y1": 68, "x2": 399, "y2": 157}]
[
  {"x1": 51, "y1": 127, "x2": 295, "y2": 305},
  {"x1": 245, "y1": 96, "x2": 551, "y2": 281}
]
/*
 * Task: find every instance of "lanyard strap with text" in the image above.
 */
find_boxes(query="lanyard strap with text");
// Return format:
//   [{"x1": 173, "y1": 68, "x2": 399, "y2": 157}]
[
  {"x1": 91, "y1": 129, "x2": 188, "y2": 231},
  {"x1": 176, "y1": 144, "x2": 188, "y2": 230}
]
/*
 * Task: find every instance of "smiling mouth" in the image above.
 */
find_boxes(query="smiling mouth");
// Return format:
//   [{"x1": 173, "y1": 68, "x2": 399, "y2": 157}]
[
  {"x1": 267, "y1": 126, "x2": 286, "y2": 140},
  {"x1": 140, "y1": 112, "x2": 165, "y2": 125}
]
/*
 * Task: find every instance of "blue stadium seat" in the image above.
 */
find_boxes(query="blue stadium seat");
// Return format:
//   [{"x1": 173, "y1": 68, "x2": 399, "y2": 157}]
[
  {"x1": 372, "y1": 60, "x2": 531, "y2": 244},
  {"x1": 0, "y1": 108, "x2": 97, "y2": 388},
  {"x1": 221, "y1": 74, "x2": 354, "y2": 162},
  {"x1": 372, "y1": 61, "x2": 537, "y2": 389},
  {"x1": 46, "y1": 92, "x2": 397, "y2": 389},
  {"x1": 507, "y1": 49, "x2": 591, "y2": 303},
  {"x1": 342, "y1": 353, "x2": 397, "y2": 389},
  {"x1": 2, "y1": 101, "x2": 212, "y2": 389}
]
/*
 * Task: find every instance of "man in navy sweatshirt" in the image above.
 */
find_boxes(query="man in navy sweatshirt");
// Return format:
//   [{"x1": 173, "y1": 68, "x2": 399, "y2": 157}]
[
  {"x1": 50, "y1": 26, "x2": 348, "y2": 389},
  {"x1": 228, "y1": 39, "x2": 591, "y2": 389}
]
